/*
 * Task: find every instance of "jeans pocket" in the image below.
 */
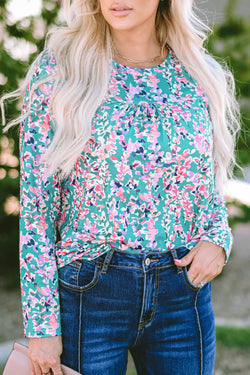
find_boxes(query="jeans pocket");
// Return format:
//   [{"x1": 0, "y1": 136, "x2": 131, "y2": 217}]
[
  {"x1": 182, "y1": 265, "x2": 201, "y2": 291},
  {"x1": 58, "y1": 259, "x2": 101, "y2": 291},
  {"x1": 175, "y1": 246, "x2": 201, "y2": 291}
]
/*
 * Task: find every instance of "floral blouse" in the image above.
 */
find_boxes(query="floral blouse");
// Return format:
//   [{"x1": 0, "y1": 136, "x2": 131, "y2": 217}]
[{"x1": 19, "y1": 46, "x2": 233, "y2": 337}]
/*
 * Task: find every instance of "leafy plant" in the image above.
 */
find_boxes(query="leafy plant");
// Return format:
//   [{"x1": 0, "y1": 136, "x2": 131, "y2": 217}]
[
  {"x1": 207, "y1": 0, "x2": 250, "y2": 171},
  {"x1": 0, "y1": 0, "x2": 61, "y2": 287}
]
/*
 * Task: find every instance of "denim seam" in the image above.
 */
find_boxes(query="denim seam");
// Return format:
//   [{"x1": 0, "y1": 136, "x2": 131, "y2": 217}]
[
  {"x1": 74, "y1": 262, "x2": 82, "y2": 285},
  {"x1": 182, "y1": 267, "x2": 201, "y2": 291},
  {"x1": 111, "y1": 249, "x2": 173, "y2": 255},
  {"x1": 148, "y1": 264, "x2": 173, "y2": 270},
  {"x1": 100, "y1": 248, "x2": 115, "y2": 273},
  {"x1": 194, "y1": 291, "x2": 203, "y2": 375},
  {"x1": 170, "y1": 248, "x2": 183, "y2": 273},
  {"x1": 131, "y1": 267, "x2": 147, "y2": 347},
  {"x1": 93, "y1": 263, "x2": 142, "y2": 270},
  {"x1": 92, "y1": 262, "x2": 173, "y2": 270},
  {"x1": 78, "y1": 291, "x2": 83, "y2": 373},
  {"x1": 139, "y1": 268, "x2": 160, "y2": 327}
]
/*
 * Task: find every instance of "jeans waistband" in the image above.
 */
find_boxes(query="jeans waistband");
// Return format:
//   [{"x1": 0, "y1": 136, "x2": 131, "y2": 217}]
[{"x1": 91, "y1": 245, "x2": 189, "y2": 274}]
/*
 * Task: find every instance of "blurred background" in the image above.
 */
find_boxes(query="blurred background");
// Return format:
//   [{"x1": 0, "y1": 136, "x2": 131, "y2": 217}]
[{"x1": 0, "y1": 0, "x2": 249, "y2": 374}]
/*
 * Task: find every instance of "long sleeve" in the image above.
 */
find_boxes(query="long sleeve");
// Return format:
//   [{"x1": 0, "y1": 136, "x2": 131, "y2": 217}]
[
  {"x1": 19, "y1": 50, "x2": 62, "y2": 337},
  {"x1": 199, "y1": 188, "x2": 233, "y2": 263}
]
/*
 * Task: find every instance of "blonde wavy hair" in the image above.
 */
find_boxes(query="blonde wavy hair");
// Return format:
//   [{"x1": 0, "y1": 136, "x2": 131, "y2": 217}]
[{"x1": 1, "y1": 0, "x2": 241, "y2": 193}]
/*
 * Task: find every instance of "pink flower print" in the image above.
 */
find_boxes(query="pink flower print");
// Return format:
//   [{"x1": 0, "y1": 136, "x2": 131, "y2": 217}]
[
  {"x1": 194, "y1": 134, "x2": 208, "y2": 154},
  {"x1": 47, "y1": 313, "x2": 60, "y2": 333},
  {"x1": 176, "y1": 126, "x2": 188, "y2": 137},
  {"x1": 111, "y1": 108, "x2": 124, "y2": 121},
  {"x1": 94, "y1": 183, "x2": 104, "y2": 195},
  {"x1": 105, "y1": 141, "x2": 116, "y2": 154},
  {"x1": 83, "y1": 220, "x2": 99, "y2": 235},
  {"x1": 176, "y1": 76, "x2": 189, "y2": 85},
  {"x1": 37, "y1": 286, "x2": 48, "y2": 296},
  {"x1": 127, "y1": 138, "x2": 138, "y2": 154},
  {"x1": 196, "y1": 86, "x2": 209, "y2": 105},
  {"x1": 110, "y1": 131, "x2": 118, "y2": 143},
  {"x1": 36, "y1": 214, "x2": 49, "y2": 233},
  {"x1": 83, "y1": 136, "x2": 96, "y2": 153},
  {"x1": 21, "y1": 286, "x2": 25, "y2": 297},
  {"x1": 127, "y1": 84, "x2": 142, "y2": 101},
  {"x1": 20, "y1": 232, "x2": 31, "y2": 247},
  {"x1": 171, "y1": 105, "x2": 180, "y2": 121},
  {"x1": 107, "y1": 76, "x2": 120, "y2": 95},
  {"x1": 175, "y1": 62, "x2": 182, "y2": 73},
  {"x1": 117, "y1": 188, "x2": 126, "y2": 202},
  {"x1": 173, "y1": 223, "x2": 183, "y2": 235},
  {"x1": 132, "y1": 160, "x2": 140, "y2": 170},
  {"x1": 198, "y1": 184, "x2": 209, "y2": 198},
  {"x1": 63, "y1": 238, "x2": 73, "y2": 246},
  {"x1": 144, "y1": 218, "x2": 158, "y2": 240},
  {"x1": 139, "y1": 192, "x2": 152, "y2": 203},
  {"x1": 147, "y1": 74, "x2": 160, "y2": 89},
  {"x1": 169, "y1": 183, "x2": 179, "y2": 196},
  {"x1": 40, "y1": 113, "x2": 51, "y2": 135},
  {"x1": 148, "y1": 122, "x2": 160, "y2": 142}
]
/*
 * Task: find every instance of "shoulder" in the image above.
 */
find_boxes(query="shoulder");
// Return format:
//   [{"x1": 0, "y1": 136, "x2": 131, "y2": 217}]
[
  {"x1": 28, "y1": 48, "x2": 57, "y2": 91},
  {"x1": 22, "y1": 48, "x2": 58, "y2": 111},
  {"x1": 21, "y1": 49, "x2": 58, "y2": 127},
  {"x1": 21, "y1": 50, "x2": 58, "y2": 147}
]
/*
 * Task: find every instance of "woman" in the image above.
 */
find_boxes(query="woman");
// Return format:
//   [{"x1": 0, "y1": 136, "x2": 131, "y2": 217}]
[{"x1": 1, "y1": 0, "x2": 240, "y2": 374}]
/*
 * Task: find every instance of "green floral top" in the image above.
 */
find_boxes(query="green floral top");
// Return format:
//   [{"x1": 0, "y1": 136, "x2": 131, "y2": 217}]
[{"x1": 19, "y1": 46, "x2": 233, "y2": 337}]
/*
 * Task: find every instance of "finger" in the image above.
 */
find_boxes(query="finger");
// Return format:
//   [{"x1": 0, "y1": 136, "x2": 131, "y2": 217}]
[
  {"x1": 28, "y1": 352, "x2": 42, "y2": 375},
  {"x1": 51, "y1": 359, "x2": 64, "y2": 375},
  {"x1": 201, "y1": 252, "x2": 224, "y2": 281},
  {"x1": 192, "y1": 273, "x2": 208, "y2": 286},
  {"x1": 194, "y1": 271, "x2": 215, "y2": 285},
  {"x1": 191, "y1": 255, "x2": 223, "y2": 286},
  {"x1": 190, "y1": 260, "x2": 215, "y2": 286},
  {"x1": 51, "y1": 367, "x2": 64, "y2": 375},
  {"x1": 33, "y1": 362, "x2": 43, "y2": 375},
  {"x1": 184, "y1": 242, "x2": 225, "y2": 285},
  {"x1": 41, "y1": 368, "x2": 51, "y2": 375},
  {"x1": 28, "y1": 357, "x2": 36, "y2": 375},
  {"x1": 186, "y1": 250, "x2": 208, "y2": 285},
  {"x1": 188, "y1": 262, "x2": 202, "y2": 285},
  {"x1": 174, "y1": 247, "x2": 199, "y2": 267},
  {"x1": 214, "y1": 251, "x2": 225, "y2": 270}
]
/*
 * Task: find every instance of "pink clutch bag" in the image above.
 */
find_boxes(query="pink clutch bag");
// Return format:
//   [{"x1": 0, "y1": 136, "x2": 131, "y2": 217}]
[{"x1": 3, "y1": 341, "x2": 81, "y2": 375}]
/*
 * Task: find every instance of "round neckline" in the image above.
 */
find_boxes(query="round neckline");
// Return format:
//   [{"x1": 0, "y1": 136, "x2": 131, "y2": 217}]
[{"x1": 111, "y1": 44, "x2": 173, "y2": 72}]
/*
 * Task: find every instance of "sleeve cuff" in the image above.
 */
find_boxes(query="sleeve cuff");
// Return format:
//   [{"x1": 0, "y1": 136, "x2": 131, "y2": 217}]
[{"x1": 23, "y1": 310, "x2": 62, "y2": 338}]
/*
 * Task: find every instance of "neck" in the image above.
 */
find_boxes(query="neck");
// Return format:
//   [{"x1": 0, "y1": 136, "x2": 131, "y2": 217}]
[{"x1": 111, "y1": 28, "x2": 162, "y2": 62}]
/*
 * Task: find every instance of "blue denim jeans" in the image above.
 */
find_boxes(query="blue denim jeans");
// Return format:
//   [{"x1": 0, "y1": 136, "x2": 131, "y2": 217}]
[{"x1": 58, "y1": 245, "x2": 216, "y2": 375}]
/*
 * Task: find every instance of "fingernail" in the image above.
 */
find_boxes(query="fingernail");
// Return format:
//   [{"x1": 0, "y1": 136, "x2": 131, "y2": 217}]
[{"x1": 174, "y1": 259, "x2": 183, "y2": 264}]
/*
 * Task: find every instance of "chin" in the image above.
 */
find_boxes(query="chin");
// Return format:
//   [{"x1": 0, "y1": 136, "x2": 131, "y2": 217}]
[
  {"x1": 108, "y1": 20, "x2": 138, "y2": 33},
  {"x1": 104, "y1": 12, "x2": 138, "y2": 32}
]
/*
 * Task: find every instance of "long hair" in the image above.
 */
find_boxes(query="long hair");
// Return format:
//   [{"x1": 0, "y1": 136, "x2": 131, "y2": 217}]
[{"x1": 1, "y1": 0, "x2": 241, "y2": 193}]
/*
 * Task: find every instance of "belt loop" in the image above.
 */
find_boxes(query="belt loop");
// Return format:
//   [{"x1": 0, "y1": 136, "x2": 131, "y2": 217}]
[
  {"x1": 101, "y1": 248, "x2": 115, "y2": 274},
  {"x1": 170, "y1": 248, "x2": 183, "y2": 274}
]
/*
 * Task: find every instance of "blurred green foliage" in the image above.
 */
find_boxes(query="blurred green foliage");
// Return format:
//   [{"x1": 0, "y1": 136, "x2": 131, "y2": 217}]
[
  {"x1": 0, "y1": 0, "x2": 61, "y2": 288},
  {"x1": 228, "y1": 201, "x2": 250, "y2": 228},
  {"x1": 216, "y1": 326, "x2": 250, "y2": 348},
  {"x1": 0, "y1": 0, "x2": 249, "y2": 288},
  {"x1": 207, "y1": 0, "x2": 250, "y2": 168}
]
